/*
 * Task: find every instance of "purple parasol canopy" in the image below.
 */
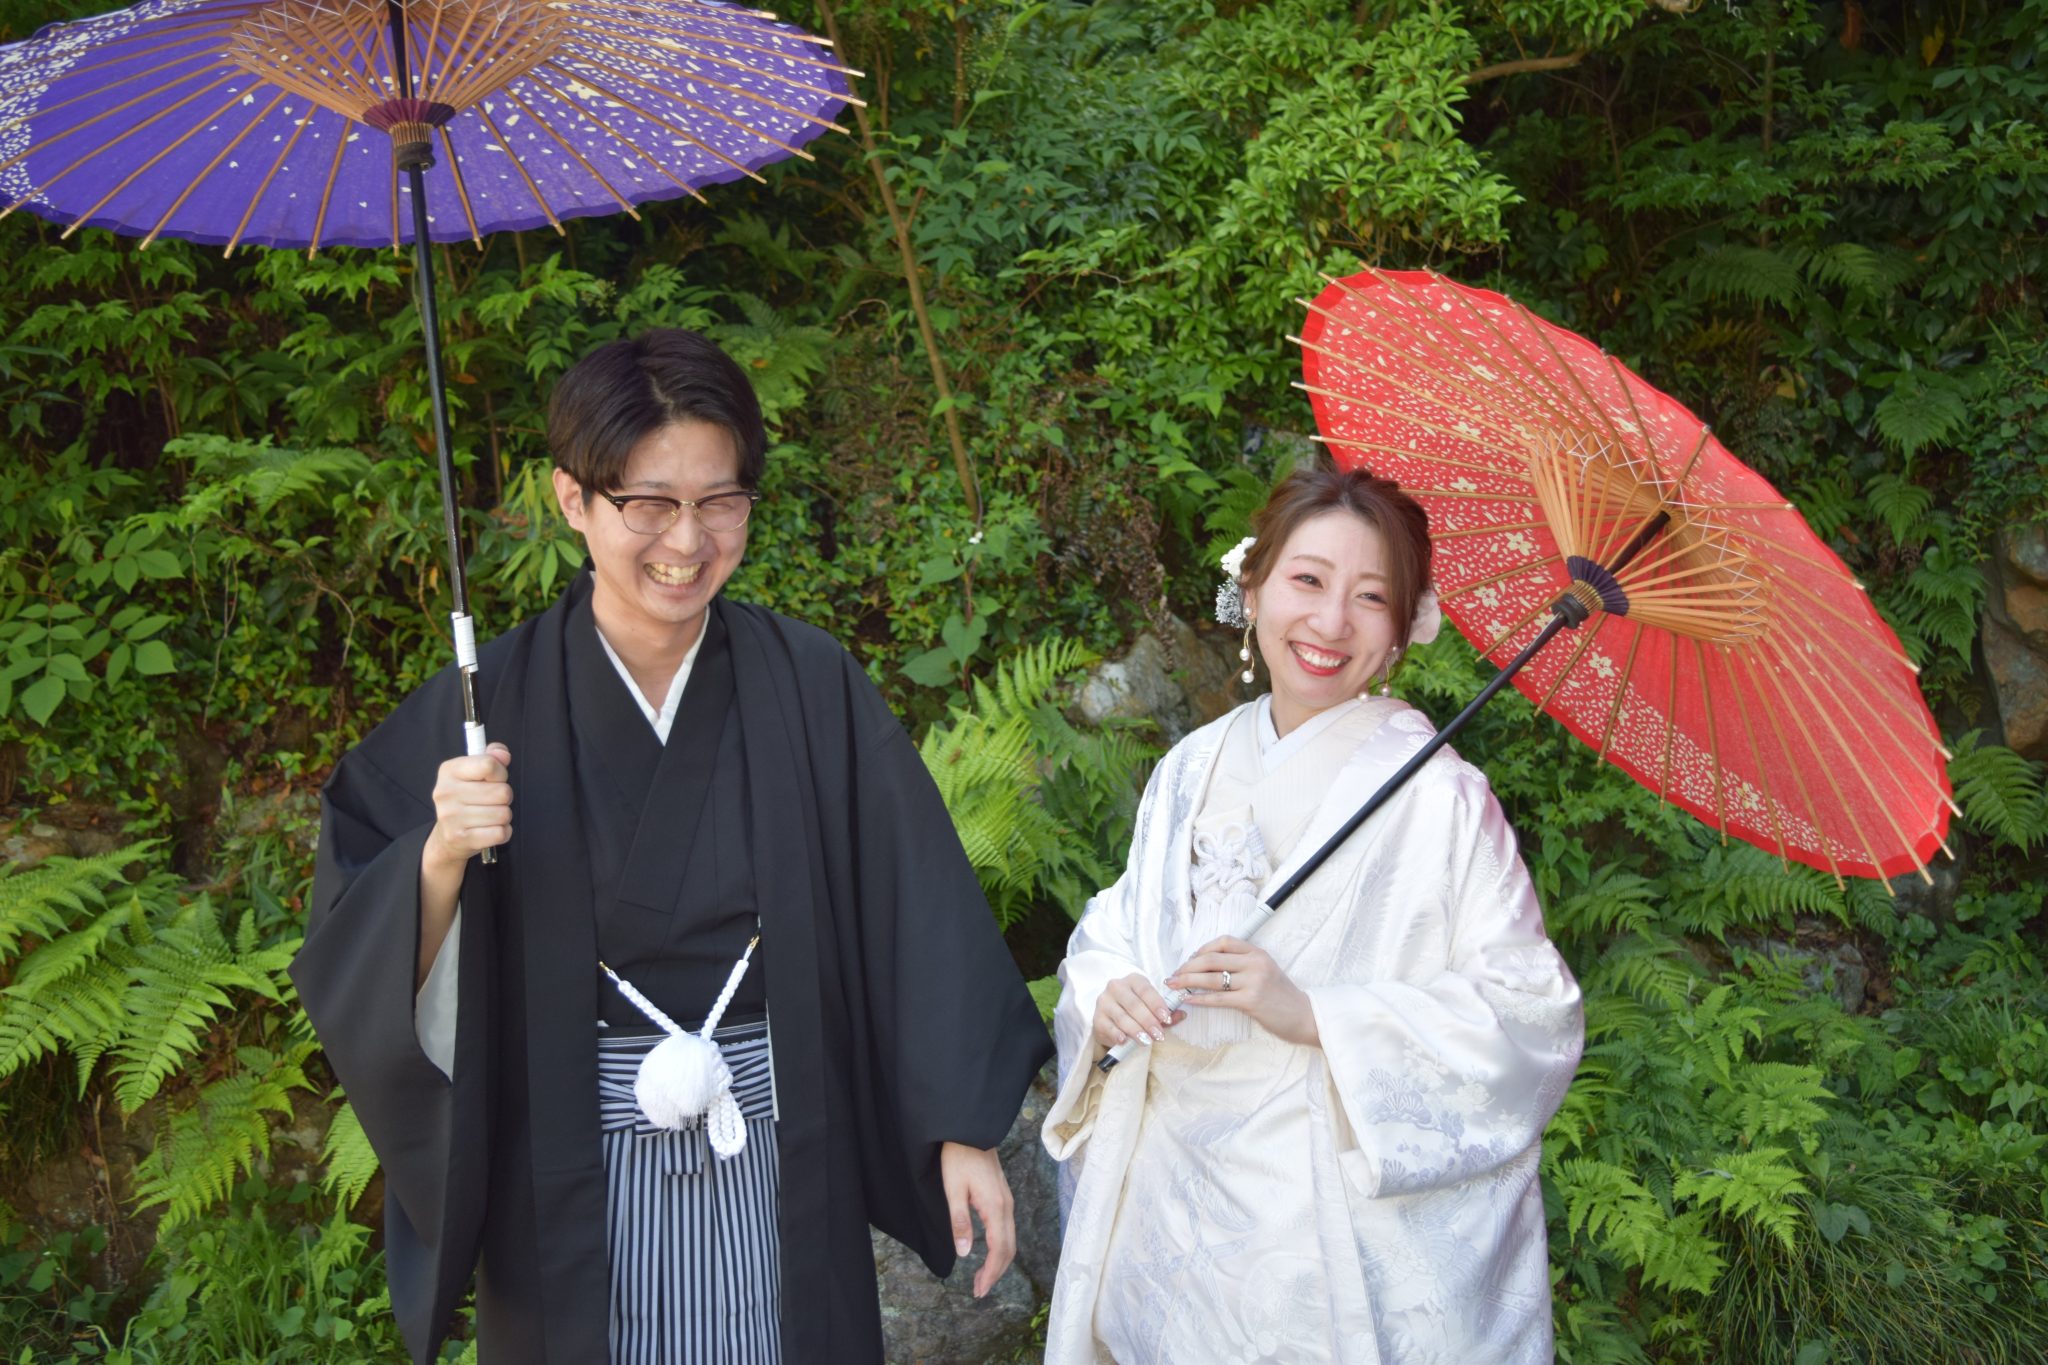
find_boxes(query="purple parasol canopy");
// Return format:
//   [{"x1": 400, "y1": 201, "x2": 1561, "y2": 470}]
[{"x1": 0, "y1": 0, "x2": 856, "y2": 252}]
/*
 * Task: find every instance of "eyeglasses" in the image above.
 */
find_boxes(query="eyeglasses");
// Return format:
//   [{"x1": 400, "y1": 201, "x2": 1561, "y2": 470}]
[{"x1": 594, "y1": 489, "x2": 760, "y2": 535}]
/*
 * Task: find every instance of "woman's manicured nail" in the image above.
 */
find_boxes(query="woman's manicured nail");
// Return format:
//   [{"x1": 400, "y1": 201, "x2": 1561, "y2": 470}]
[{"x1": 955, "y1": 1237, "x2": 972, "y2": 1256}]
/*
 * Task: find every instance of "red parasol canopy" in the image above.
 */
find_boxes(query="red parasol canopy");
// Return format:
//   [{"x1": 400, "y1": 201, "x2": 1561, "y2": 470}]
[{"x1": 1295, "y1": 268, "x2": 1953, "y2": 884}]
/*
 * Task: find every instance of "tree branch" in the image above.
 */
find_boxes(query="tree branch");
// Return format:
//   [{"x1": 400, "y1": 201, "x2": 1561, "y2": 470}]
[{"x1": 1463, "y1": 50, "x2": 1586, "y2": 86}]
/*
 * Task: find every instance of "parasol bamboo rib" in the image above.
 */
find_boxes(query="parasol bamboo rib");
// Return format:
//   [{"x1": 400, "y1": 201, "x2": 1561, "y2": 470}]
[
  {"x1": 1769, "y1": 573, "x2": 1920, "y2": 672},
  {"x1": 468, "y1": 99, "x2": 567, "y2": 232},
  {"x1": 1311, "y1": 432, "x2": 1555, "y2": 484},
  {"x1": 1657, "y1": 631, "x2": 1678, "y2": 806},
  {"x1": 1406, "y1": 488, "x2": 1543, "y2": 504},
  {"x1": 58, "y1": 82, "x2": 264, "y2": 237},
  {"x1": 1725, "y1": 647, "x2": 1792, "y2": 867},
  {"x1": 1476, "y1": 599, "x2": 1555, "y2": 664},
  {"x1": 1692, "y1": 637, "x2": 1729, "y2": 841},
  {"x1": 1429, "y1": 519, "x2": 1555, "y2": 540},
  {"x1": 520, "y1": 68, "x2": 710, "y2": 202},
  {"x1": 573, "y1": 21, "x2": 867, "y2": 100},
  {"x1": 593, "y1": 5, "x2": 846, "y2": 60},
  {"x1": 140, "y1": 88, "x2": 290, "y2": 246},
  {"x1": 549, "y1": 63, "x2": 769, "y2": 182},
  {"x1": 1747, "y1": 646, "x2": 1897, "y2": 884},
  {"x1": 1323, "y1": 272, "x2": 1591, "y2": 437},
  {"x1": 225, "y1": 104, "x2": 316, "y2": 254},
  {"x1": 1294, "y1": 302, "x2": 1548, "y2": 437},
  {"x1": 0, "y1": 42, "x2": 225, "y2": 138},
  {"x1": 1395, "y1": 268, "x2": 1622, "y2": 452},
  {"x1": 1760, "y1": 632, "x2": 1936, "y2": 881},
  {"x1": 1291, "y1": 330, "x2": 1530, "y2": 445},
  {"x1": 1743, "y1": 651, "x2": 1850, "y2": 886},
  {"x1": 435, "y1": 124, "x2": 483, "y2": 245},
  {"x1": 1438, "y1": 556, "x2": 1557, "y2": 601},
  {"x1": 1291, "y1": 381, "x2": 1516, "y2": 455},
  {"x1": 1505, "y1": 291, "x2": 1654, "y2": 477},
  {"x1": 1595, "y1": 626, "x2": 1645, "y2": 762},
  {"x1": 1534, "y1": 612, "x2": 1611, "y2": 718},
  {"x1": 557, "y1": 33, "x2": 844, "y2": 143},
  {"x1": 563, "y1": 38, "x2": 852, "y2": 130},
  {"x1": 0, "y1": 67, "x2": 238, "y2": 192},
  {"x1": 500, "y1": 86, "x2": 642, "y2": 217},
  {"x1": 306, "y1": 122, "x2": 350, "y2": 255}
]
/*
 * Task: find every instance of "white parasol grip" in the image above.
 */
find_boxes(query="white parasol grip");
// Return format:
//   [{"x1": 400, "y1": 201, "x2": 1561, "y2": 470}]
[
  {"x1": 451, "y1": 612, "x2": 479, "y2": 670},
  {"x1": 464, "y1": 721, "x2": 488, "y2": 757}
]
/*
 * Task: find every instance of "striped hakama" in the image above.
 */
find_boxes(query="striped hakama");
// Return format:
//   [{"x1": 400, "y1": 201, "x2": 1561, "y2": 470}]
[{"x1": 596, "y1": 1021, "x2": 780, "y2": 1365}]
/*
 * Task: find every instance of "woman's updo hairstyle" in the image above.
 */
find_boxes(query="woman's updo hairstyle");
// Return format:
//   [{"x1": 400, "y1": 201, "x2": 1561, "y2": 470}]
[{"x1": 1239, "y1": 457, "x2": 1435, "y2": 648}]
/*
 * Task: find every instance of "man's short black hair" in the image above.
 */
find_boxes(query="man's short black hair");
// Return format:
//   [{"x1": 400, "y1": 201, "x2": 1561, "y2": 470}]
[{"x1": 547, "y1": 329, "x2": 767, "y2": 492}]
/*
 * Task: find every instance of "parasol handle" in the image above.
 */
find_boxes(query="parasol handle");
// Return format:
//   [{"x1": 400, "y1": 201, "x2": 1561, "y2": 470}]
[
  {"x1": 387, "y1": 0, "x2": 494, "y2": 863},
  {"x1": 1095, "y1": 511, "x2": 1673, "y2": 1074}
]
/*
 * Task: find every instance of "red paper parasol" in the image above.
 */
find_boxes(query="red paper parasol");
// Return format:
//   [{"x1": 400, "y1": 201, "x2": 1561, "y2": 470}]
[{"x1": 1292, "y1": 268, "x2": 1953, "y2": 885}]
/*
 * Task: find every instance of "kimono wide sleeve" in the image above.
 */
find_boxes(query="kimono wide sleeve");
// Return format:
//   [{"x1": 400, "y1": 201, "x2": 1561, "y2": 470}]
[
  {"x1": 1306, "y1": 763, "x2": 1583, "y2": 1199},
  {"x1": 290, "y1": 680, "x2": 493, "y2": 1365}
]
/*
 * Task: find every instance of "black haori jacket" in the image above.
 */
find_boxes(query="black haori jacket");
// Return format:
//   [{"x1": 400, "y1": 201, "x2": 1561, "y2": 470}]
[{"x1": 290, "y1": 578, "x2": 1052, "y2": 1363}]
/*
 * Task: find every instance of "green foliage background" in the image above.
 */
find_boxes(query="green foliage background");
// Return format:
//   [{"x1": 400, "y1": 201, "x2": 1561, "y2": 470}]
[{"x1": 1, "y1": 0, "x2": 2045, "y2": 1359}]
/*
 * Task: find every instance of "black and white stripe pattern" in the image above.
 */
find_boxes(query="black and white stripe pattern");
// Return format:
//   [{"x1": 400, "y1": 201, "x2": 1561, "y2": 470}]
[{"x1": 596, "y1": 1022, "x2": 780, "y2": 1364}]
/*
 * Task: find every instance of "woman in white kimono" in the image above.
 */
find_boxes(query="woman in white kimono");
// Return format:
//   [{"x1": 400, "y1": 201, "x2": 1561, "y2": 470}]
[{"x1": 1043, "y1": 462, "x2": 1584, "y2": 1365}]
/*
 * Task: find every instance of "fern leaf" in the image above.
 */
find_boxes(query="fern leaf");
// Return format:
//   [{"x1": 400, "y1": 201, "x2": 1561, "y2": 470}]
[
  {"x1": 131, "y1": 1043, "x2": 313, "y2": 1230},
  {"x1": 0, "y1": 842, "x2": 150, "y2": 960},
  {"x1": 0, "y1": 954, "x2": 131, "y2": 1084},
  {"x1": 1948, "y1": 730, "x2": 2047, "y2": 850},
  {"x1": 1692, "y1": 244, "x2": 1803, "y2": 309},
  {"x1": 111, "y1": 900, "x2": 270, "y2": 1114},
  {"x1": 321, "y1": 1098, "x2": 382, "y2": 1209},
  {"x1": 1674, "y1": 1147, "x2": 1809, "y2": 1252},
  {"x1": 1863, "y1": 472, "x2": 1935, "y2": 546},
  {"x1": 1873, "y1": 373, "x2": 1969, "y2": 455}
]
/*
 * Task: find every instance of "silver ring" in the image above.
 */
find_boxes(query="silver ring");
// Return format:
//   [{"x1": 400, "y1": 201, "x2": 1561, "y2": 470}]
[{"x1": 1221, "y1": 969, "x2": 1233, "y2": 991}]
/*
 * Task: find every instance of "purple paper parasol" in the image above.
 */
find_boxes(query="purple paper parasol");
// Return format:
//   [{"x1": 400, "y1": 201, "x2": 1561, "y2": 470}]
[
  {"x1": 0, "y1": 0, "x2": 855, "y2": 250},
  {"x1": 1, "y1": 0, "x2": 857, "y2": 865}
]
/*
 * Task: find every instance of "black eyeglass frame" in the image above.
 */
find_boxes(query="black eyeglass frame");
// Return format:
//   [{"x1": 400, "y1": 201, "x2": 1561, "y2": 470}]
[{"x1": 594, "y1": 489, "x2": 761, "y2": 535}]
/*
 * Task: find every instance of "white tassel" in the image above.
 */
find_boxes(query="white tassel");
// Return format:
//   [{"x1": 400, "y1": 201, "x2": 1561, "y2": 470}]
[{"x1": 601, "y1": 935, "x2": 759, "y2": 1158}]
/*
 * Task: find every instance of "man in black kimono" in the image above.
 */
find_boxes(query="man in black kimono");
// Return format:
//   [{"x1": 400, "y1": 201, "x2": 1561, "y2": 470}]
[{"x1": 291, "y1": 329, "x2": 1053, "y2": 1364}]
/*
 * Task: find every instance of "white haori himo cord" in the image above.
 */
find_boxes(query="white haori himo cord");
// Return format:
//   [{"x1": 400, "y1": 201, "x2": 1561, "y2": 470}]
[{"x1": 600, "y1": 935, "x2": 760, "y2": 1159}]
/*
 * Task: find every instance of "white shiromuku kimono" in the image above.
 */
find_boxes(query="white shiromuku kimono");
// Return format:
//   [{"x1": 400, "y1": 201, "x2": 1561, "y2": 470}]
[{"x1": 1042, "y1": 695, "x2": 1584, "y2": 1365}]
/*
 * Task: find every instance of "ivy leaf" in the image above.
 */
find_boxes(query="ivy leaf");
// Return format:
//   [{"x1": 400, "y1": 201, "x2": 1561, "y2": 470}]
[
  {"x1": 132, "y1": 640, "x2": 177, "y2": 677},
  {"x1": 21, "y1": 674, "x2": 65, "y2": 725}
]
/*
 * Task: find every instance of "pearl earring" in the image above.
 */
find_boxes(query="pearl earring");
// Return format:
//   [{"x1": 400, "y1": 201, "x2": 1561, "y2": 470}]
[
  {"x1": 1378, "y1": 645, "x2": 1401, "y2": 696},
  {"x1": 1239, "y1": 620, "x2": 1256, "y2": 686}
]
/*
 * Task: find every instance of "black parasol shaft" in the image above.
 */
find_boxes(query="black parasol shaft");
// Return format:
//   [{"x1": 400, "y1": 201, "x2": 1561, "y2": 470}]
[{"x1": 387, "y1": 0, "x2": 495, "y2": 862}]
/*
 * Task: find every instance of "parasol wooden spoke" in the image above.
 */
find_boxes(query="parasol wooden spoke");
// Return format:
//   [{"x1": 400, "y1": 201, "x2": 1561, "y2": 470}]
[
  {"x1": 1746, "y1": 646, "x2": 1900, "y2": 885},
  {"x1": 1323, "y1": 271, "x2": 1591, "y2": 437},
  {"x1": 517, "y1": 70, "x2": 710, "y2": 202},
  {"x1": 540, "y1": 61, "x2": 769, "y2": 182},
  {"x1": 1309, "y1": 433, "x2": 1537, "y2": 483},
  {"x1": 225, "y1": 104, "x2": 316, "y2": 255},
  {"x1": 500, "y1": 87, "x2": 641, "y2": 217},
  {"x1": 1476, "y1": 599, "x2": 1555, "y2": 664},
  {"x1": 1595, "y1": 626, "x2": 1646, "y2": 761},
  {"x1": 1504, "y1": 292, "x2": 1651, "y2": 476},
  {"x1": 306, "y1": 122, "x2": 351, "y2": 256},
  {"x1": 1437, "y1": 555, "x2": 1558, "y2": 601},
  {"x1": 1771, "y1": 639, "x2": 1961, "y2": 822},
  {"x1": 1533, "y1": 612, "x2": 1612, "y2": 719},
  {"x1": 1292, "y1": 330, "x2": 1529, "y2": 443},
  {"x1": 1298, "y1": 291, "x2": 1554, "y2": 427},
  {"x1": 1291, "y1": 381, "x2": 1515, "y2": 457},
  {"x1": 470, "y1": 100, "x2": 567, "y2": 232},
  {"x1": 140, "y1": 88, "x2": 290, "y2": 247},
  {"x1": 561, "y1": 32, "x2": 854, "y2": 128},
  {"x1": 0, "y1": 67, "x2": 238, "y2": 185},
  {"x1": 1691, "y1": 637, "x2": 1728, "y2": 842},
  {"x1": 566, "y1": 21, "x2": 867, "y2": 102},
  {"x1": 556, "y1": 36, "x2": 837, "y2": 146},
  {"x1": 586, "y1": 4, "x2": 851, "y2": 64},
  {"x1": 0, "y1": 41, "x2": 224, "y2": 137},
  {"x1": 1429, "y1": 519, "x2": 1555, "y2": 540},
  {"x1": 1657, "y1": 630, "x2": 1679, "y2": 807},
  {"x1": 30, "y1": 81, "x2": 257, "y2": 226},
  {"x1": 435, "y1": 125, "x2": 483, "y2": 246},
  {"x1": 1721, "y1": 644, "x2": 1791, "y2": 867},
  {"x1": 1740, "y1": 650, "x2": 1854, "y2": 885},
  {"x1": 1760, "y1": 632, "x2": 1938, "y2": 880}
]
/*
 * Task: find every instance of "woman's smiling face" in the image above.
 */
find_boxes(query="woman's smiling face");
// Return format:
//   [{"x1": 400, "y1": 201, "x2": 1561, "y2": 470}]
[{"x1": 1242, "y1": 509, "x2": 1401, "y2": 735}]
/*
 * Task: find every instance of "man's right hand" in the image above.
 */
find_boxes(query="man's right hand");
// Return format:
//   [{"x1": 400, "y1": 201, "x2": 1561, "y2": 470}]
[{"x1": 424, "y1": 742, "x2": 513, "y2": 871}]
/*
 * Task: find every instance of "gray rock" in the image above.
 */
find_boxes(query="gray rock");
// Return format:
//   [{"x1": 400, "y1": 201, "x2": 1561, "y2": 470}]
[
  {"x1": 1743, "y1": 935, "x2": 1870, "y2": 1014},
  {"x1": 873, "y1": 1063, "x2": 1060, "y2": 1363},
  {"x1": 1985, "y1": 524, "x2": 2048, "y2": 760},
  {"x1": 1073, "y1": 616, "x2": 1253, "y2": 745}
]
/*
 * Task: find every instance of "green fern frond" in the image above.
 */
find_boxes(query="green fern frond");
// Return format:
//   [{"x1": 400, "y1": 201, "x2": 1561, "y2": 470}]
[
  {"x1": 1551, "y1": 866, "x2": 1658, "y2": 938},
  {"x1": 0, "y1": 954, "x2": 131, "y2": 1086},
  {"x1": 112, "y1": 898, "x2": 280, "y2": 1114},
  {"x1": 1635, "y1": 1206, "x2": 1728, "y2": 1295},
  {"x1": 1948, "y1": 730, "x2": 2047, "y2": 851},
  {"x1": 131, "y1": 1042, "x2": 314, "y2": 1230},
  {"x1": 1691, "y1": 244, "x2": 1803, "y2": 309},
  {"x1": 321, "y1": 1097, "x2": 382, "y2": 1209},
  {"x1": 1713, "y1": 1061, "x2": 1833, "y2": 1148},
  {"x1": 1674, "y1": 1147, "x2": 1808, "y2": 1252},
  {"x1": 0, "y1": 841, "x2": 151, "y2": 960},
  {"x1": 1863, "y1": 472, "x2": 1935, "y2": 546}
]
